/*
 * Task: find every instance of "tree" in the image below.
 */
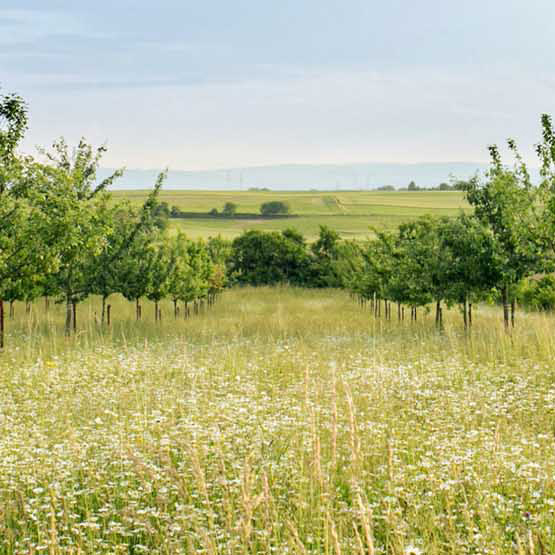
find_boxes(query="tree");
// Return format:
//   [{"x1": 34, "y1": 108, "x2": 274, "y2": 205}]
[
  {"x1": 260, "y1": 201, "x2": 290, "y2": 215},
  {"x1": 147, "y1": 239, "x2": 176, "y2": 322},
  {"x1": 37, "y1": 138, "x2": 124, "y2": 334},
  {"x1": 438, "y1": 214, "x2": 500, "y2": 328},
  {"x1": 222, "y1": 202, "x2": 237, "y2": 216},
  {"x1": 230, "y1": 230, "x2": 309, "y2": 286},
  {"x1": 0, "y1": 89, "x2": 60, "y2": 348},
  {"x1": 310, "y1": 226, "x2": 343, "y2": 287},
  {"x1": 465, "y1": 141, "x2": 541, "y2": 328},
  {"x1": 86, "y1": 176, "x2": 164, "y2": 325}
]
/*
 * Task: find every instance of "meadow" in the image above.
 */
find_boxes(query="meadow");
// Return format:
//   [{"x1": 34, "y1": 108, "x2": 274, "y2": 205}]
[
  {"x1": 1, "y1": 287, "x2": 554, "y2": 554},
  {"x1": 113, "y1": 190, "x2": 469, "y2": 239}
]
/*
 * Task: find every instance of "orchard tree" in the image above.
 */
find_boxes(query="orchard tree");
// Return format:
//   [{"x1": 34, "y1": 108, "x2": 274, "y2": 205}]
[
  {"x1": 0, "y1": 90, "x2": 60, "y2": 347},
  {"x1": 465, "y1": 141, "x2": 541, "y2": 328},
  {"x1": 37, "y1": 138, "x2": 124, "y2": 335},
  {"x1": 439, "y1": 214, "x2": 500, "y2": 328},
  {"x1": 87, "y1": 174, "x2": 165, "y2": 324},
  {"x1": 147, "y1": 239, "x2": 177, "y2": 322}
]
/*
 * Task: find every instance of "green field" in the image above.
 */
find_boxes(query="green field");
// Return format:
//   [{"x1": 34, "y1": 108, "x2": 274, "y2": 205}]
[
  {"x1": 114, "y1": 190, "x2": 470, "y2": 239},
  {"x1": 2, "y1": 288, "x2": 555, "y2": 553}
]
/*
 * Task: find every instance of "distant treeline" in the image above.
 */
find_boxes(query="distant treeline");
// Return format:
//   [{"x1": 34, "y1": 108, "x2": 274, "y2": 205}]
[
  {"x1": 377, "y1": 179, "x2": 469, "y2": 192},
  {"x1": 159, "y1": 200, "x2": 294, "y2": 219}
]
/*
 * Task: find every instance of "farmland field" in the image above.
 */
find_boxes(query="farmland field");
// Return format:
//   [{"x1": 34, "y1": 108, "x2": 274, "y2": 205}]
[
  {"x1": 1, "y1": 287, "x2": 555, "y2": 554},
  {"x1": 113, "y1": 190, "x2": 470, "y2": 239}
]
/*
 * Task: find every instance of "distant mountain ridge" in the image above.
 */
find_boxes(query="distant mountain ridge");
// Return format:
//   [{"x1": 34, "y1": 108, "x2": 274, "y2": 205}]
[{"x1": 101, "y1": 162, "x2": 492, "y2": 190}]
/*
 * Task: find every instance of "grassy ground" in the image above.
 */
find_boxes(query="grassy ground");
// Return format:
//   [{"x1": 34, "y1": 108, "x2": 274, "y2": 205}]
[
  {"x1": 1, "y1": 288, "x2": 554, "y2": 554},
  {"x1": 113, "y1": 190, "x2": 470, "y2": 239}
]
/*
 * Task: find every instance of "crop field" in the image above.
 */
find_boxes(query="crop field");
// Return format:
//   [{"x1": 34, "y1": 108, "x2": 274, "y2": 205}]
[
  {"x1": 1, "y1": 287, "x2": 555, "y2": 554},
  {"x1": 113, "y1": 190, "x2": 470, "y2": 239}
]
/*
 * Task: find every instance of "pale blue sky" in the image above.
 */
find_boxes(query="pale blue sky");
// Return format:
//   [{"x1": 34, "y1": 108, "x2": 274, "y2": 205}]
[{"x1": 2, "y1": 1, "x2": 555, "y2": 170}]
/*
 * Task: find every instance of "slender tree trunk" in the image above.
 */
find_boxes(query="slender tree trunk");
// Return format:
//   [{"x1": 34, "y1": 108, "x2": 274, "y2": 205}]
[
  {"x1": 65, "y1": 299, "x2": 72, "y2": 336},
  {"x1": 502, "y1": 285, "x2": 510, "y2": 330},
  {"x1": 158, "y1": 307, "x2": 162, "y2": 322},
  {"x1": 184, "y1": 301, "x2": 188, "y2": 319},
  {"x1": 463, "y1": 297, "x2": 468, "y2": 330},
  {"x1": 173, "y1": 299, "x2": 178, "y2": 318},
  {"x1": 154, "y1": 300, "x2": 159, "y2": 322},
  {"x1": 397, "y1": 302, "x2": 401, "y2": 321},
  {"x1": 0, "y1": 299, "x2": 4, "y2": 350},
  {"x1": 511, "y1": 298, "x2": 516, "y2": 328},
  {"x1": 9, "y1": 301, "x2": 14, "y2": 319},
  {"x1": 435, "y1": 300, "x2": 441, "y2": 327},
  {"x1": 107, "y1": 304, "x2": 111, "y2": 327},
  {"x1": 101, "y1": 295, "x2": 107, "y2": 325},
  {"x1": 136, "y1": 298, "x2": 141, "y2": 321},
  {"x1": 72, "y1": 301, "x2": 77, "y2": 334},
  {"x1": 402, "y1": 306, "x2": 405, "y2": 321},
  {"x1": 45, "y1": 296, "x2": 49, "y2": 312},
  {"x1": 468, "y1": 303, "x2": 472, "y2": 327}
]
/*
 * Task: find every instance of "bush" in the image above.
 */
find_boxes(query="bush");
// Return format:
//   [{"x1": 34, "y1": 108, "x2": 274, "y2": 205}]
[
  {"x1": 518, "y1": 276, "x2": 555, "y2": 310},
  {"x1": 260, "y1": 201, "x2": 290, "y2": 215}
]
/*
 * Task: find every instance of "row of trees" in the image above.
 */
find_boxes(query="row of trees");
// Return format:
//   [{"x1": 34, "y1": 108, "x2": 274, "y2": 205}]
[
  {"x1": 352, "y1": 115, "x2": 555, "y2": 328},
  {"x1": 0, "y1": 89, "x2": 227, "y2": 348}
]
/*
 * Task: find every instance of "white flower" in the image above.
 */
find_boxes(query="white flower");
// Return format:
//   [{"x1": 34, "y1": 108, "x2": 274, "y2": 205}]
[{"x1": 404, "y1": 545, "x2": 423, "y2": 555}]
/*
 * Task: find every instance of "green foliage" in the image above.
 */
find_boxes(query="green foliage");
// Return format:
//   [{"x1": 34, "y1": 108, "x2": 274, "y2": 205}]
[
  {"x1": 260, "y1": 200, "x2": 290, "y2": 215},
  {"x1": 517, "y1": 276, "x2": 555, "y2": 311},
  {"x1": 222, "y1": 201, "x2": 237, "y2": 216},
  {"x1": 230, "y1": 230, "x2": 310, "y2": 286}
]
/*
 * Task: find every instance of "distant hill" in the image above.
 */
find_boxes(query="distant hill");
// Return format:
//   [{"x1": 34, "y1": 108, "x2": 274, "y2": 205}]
[{"x1": 101, "y1": 162, "x2": 492, "y2": 190}]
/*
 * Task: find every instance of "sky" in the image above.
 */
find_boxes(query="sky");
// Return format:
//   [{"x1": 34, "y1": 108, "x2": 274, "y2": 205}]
[{"x1": 2, "y1": 0, "x2": 555, "y2": 171}]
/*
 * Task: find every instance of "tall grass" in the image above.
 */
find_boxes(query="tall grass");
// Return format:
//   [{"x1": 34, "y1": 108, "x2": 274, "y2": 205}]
[{"x1": 1, "y1": 288, "x2": 554, "y2": 554}]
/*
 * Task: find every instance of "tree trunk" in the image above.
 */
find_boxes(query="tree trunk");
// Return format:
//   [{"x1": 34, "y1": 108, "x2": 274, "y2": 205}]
[
  {"x1": 463, "y1": 297, "x2": 468, "y2": 330},
  {"x1": 101, "y1": 295, "x2": 107, "y2": 325},
  {"x1": 136, "y1": 298, "x2": 141, "y2": 321},
  {"x1": 72, "y1": 301, "x2": 77, "y2": 333},
  {"x1": 45, "y1": 296, "x2": 49, "y2": 312},
  {"x1": 502, "y1": 285, "x2": 510, "y2": 330},
  {"x1": 511, "y1": 298, "x2": 516, "y2": 328},
  {"x1": 397, "y1": 302, "x2": 401, "y2": 321},
  {"x1": 0, "y1": 299, "x2": 4, "y2": 350},
  {"x1": 174, "y1": 299, "x2": 178, "y2": 319},
  {"x1": 65, "y1": 299, "x2": 72, "y2": 336},
  {"x1": 184, "y1": 301, "x2": 188, "y2": 319},
  {"x1": 155, "y1": 300, "x2": 159, "y2": 322},
  {"x1": 468, "y1": 303, "x2": 472, "y2": 327},
  {"x1": 107, "y1": 304, "x2": 111, "y2": 327},
  {"x1": 9, "y1": 301, "x2": 14, "y2": 319},
  {"x1": 435, "y1": 300, "x2": 441, "y2": 327}
]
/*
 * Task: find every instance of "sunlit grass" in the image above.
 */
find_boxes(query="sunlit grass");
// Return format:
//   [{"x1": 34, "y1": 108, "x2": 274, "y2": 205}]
[{"x1": 1, "y1": 288, "x2": 554, "y2": 554}]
